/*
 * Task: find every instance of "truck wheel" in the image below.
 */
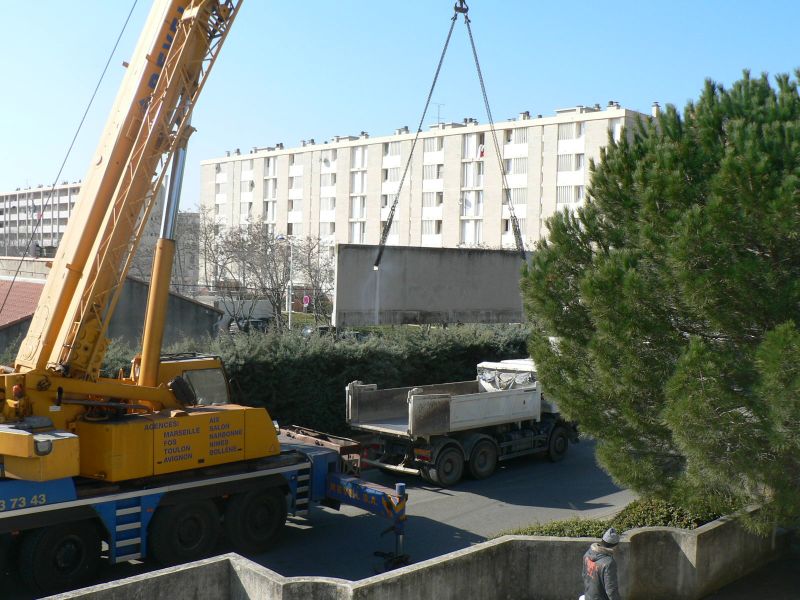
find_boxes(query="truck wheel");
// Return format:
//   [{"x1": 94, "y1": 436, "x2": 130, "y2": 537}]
[
  {"x1": 18, "y1": 522, "x2": 101, "y2": 595},
  {"x1": 469, "y1": 440, "x2": 498, "y2": 479},
  {"x1": 148, "y1": 500, "x2": 221, "y2": 566},
  {"x1": 224, "y1": 487, "x2": 287, "y2": 554},
  {"x1": 429, "y1": 447, "x2": 464, "y2": 487},
  {"x1": 548, "y1": 426, "x2": 569, "y2": 462}
]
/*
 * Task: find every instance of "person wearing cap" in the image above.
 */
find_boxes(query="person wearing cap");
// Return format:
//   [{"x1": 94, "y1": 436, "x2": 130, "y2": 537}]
[{"x1": 580, "y1": 527, "x2": 622, "y2": 600}]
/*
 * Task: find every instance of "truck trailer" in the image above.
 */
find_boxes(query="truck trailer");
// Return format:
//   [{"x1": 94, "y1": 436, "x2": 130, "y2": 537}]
[{"x1": 347, "y1": 359, "x2": 578, "y2": 486}]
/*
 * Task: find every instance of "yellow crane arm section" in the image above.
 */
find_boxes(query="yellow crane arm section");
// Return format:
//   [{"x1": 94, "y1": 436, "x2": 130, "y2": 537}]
[{"x1": 15, "y1": 0, "x2": 241, "y2": 380}]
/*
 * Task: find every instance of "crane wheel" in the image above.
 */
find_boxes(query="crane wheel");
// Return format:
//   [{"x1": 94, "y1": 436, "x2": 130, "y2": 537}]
[
  {"x1": 224, "y1": 487, "x2": 287, "y2": 554},
  {"x1": 148, "y1": 500, "x2": 221, "y2": 566},
  {"x1": 429, "y1": 447, "x2": 464, "y2": 487},
  {"x1": 548, "y1": 426, "x2": 569, "y2": 462},
  {"x1": 468, "y1": 439, "x2": 498, "y2": 479},
  {"x1": 18, "y1": 522, "x2": 101, "y2": 595}
]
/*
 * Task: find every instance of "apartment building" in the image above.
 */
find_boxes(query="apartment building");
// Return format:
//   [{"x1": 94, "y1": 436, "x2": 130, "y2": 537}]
[
  {"x1": 0, "y1": 183, "x2": 199, "y2": 293},
  {"x1": 200, "y1": 102, "x2": 652, "y2": 254},
  {"x1": 0, "y1": 182, "x2": 82, "y2": 256}
]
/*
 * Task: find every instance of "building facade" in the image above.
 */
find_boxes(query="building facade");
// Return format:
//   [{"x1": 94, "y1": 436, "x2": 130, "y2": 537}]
[
  {"x1": 0, "y1": 183, "x2": 199, "y2": 294},
  {"x1": 0, "y1": 182, "x2": 82, "y2": 256},
  {"x1": 199, "y1": 103, "x2": 650, "y2": 253}
]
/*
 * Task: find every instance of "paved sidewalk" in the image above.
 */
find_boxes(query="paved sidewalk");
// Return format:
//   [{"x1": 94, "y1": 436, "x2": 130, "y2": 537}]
[{"x1": 703, "y1": 555, "x2": 795, "y2": 599}]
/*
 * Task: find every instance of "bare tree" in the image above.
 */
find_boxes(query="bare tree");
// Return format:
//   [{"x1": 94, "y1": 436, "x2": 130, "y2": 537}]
[
  {"x1": 198, "y1": 209, "x2": 259, "y2": 330},
  {"x1": 236, "y1": 224, "x2": 291, "y2": 329},
  {"x1": 294, "y1": 237, "x2": 335, "y2": 324},
  {"x1": 197, "y1": 210, "x2": 334, "y2": 330}
]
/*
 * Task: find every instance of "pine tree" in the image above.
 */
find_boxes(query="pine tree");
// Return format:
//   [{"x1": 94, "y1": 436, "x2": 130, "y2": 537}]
[{"x1": 521, "y1": 72, "x2": 800, "y2": 530}]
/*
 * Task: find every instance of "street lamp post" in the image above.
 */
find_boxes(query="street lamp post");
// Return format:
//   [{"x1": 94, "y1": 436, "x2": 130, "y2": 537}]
[{"x1": 277, "y1": 234, "x2": 293, "y2": 329}]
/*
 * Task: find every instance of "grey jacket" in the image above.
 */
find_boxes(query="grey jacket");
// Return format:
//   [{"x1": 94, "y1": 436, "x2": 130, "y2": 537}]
[{"x1": 582, "y1": 543, "x2": 622, "y2": 600}]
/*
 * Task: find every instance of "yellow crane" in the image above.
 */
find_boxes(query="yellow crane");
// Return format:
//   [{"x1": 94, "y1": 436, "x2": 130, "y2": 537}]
[
  {"x1": 1, "y1": 0, "x2": 279, "y2": 485},
  {"x1": 0, "y1": 3, "x2": 408, "y2": 594}
]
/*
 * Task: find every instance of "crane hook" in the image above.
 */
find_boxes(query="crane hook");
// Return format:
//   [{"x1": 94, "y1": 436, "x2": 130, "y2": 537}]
[{"x1": 454, "y1": 0, "x2": 469, "y2": 15}]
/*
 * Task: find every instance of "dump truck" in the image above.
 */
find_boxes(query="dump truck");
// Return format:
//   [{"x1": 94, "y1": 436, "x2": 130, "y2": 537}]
[
  {"x1": 347, "y1": 359, "x2": 578, "y2": 486},
  {"x1": 0, "y1": 1, "x2": 405, "y2": 594}
]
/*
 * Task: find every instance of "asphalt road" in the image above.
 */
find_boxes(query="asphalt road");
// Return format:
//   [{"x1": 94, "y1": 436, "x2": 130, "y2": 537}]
[{"x1": 9, "y1": 439, "x2": 633, "y2": 598}]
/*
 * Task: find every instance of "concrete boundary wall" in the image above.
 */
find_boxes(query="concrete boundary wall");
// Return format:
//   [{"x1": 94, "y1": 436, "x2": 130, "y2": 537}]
[
  {"x1": 51, "y1": 512, "x2": 784, "y2": 600},
  {"x1": 333, "y1": 245, "x2": 525, "y2": 327}
]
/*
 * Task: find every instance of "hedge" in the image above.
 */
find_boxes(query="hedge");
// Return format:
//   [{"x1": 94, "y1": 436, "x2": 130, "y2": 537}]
[
  {"x1": 103, "y1": 324, "x2": 529, "y2": 434},
  {"x1": 504, "y1": 497, "x2": 737, "y2": 538}
]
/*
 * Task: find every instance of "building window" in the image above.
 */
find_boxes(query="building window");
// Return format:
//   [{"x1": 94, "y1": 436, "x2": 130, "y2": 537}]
[
  {"x1": 462, "y1": 132, "x2": 485, "y2": 159},
  {"x1": 383, "y1": 167, "x2": 401, "y2": 182},
  {"x1": 320, "y1": 221, "x2": 336, "y2": 236},
  {"x1": 503, "y1": 218, "x2": 527, "y2": 235},
  {"x1": 320, "y1": 173, "x2": 336, "y2": 187},
  {"x1": 380, "y1": 220, "x2": 398, "y2": 235},
  {"x1": 504, "y1": 158, "x2": 528, "y2": 176},
  {"x1": 423, "y1": 164, "x2": 444, "y2": 180},
  {"x1": 263, "y1": 178, "x2": 277, "y2": 199},
  {"x1": 351, "y1": 145, "x2": 368, "y2": 169},
  {"x1": 321, "y1": 149, "x2": 337, "y2": 166},
  {"x1": 505, "y1": 127, "x2": 528, "y2": 144},
  {"x1": 349, "y1": 221, "x2": 365, "y2": 243},
  {"x1": 264, "y1": 199, "x2": 276, "y2": 222},
  {"x1": 460, "y1": 219, "x2": 482, "y2": 245},
  {"x1": 320, "y1": 197, "x2": 336, "y2": 211},
  {"x1": 350, "y1": 171, "x2": 367, "y2": 194},
  {"x1": 264, "y1": 157, "x2": 276, "y2": 177},
  {"x1": 350, "y1": 196, "x2": 366, "y2": 219},
  {"x1": 383, "y1": 141, "x2": 401, "y2": 157},
  {"x1": 460, "y1": 190, "x2": 483, "y2": 217},
  {"x1": 461, "y1": 161, "x2": 484, "y2": 187},
  {"x1": 423, "y1": 136, "x2": 444, "y2": 153},
  {"x1": 422, "y1": 191, "x2": 444, "y2": 207},
  {"x1": 289, "y1": 176, "x2": 302, "y2": 190},
  {"x1": 422, "y1": 219, "x2": 442, "y2": 235},
  {"x1": 558, "y1": 122, "x2": 585, "y2": 141},
  {"x1": 508, "y1": 188, "x2": 527, "y2": 205},
  {"x1": 287, "y1": 222, "x2": 303, "y2": 236},
  {"x1": 609, "y1": 118, "x2": 623, "y2": 142}
]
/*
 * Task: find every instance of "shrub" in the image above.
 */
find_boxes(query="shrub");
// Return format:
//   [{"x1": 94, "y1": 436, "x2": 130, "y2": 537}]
[{"x1": 505, "y1": 497, "x2": 734, "y2": 538}]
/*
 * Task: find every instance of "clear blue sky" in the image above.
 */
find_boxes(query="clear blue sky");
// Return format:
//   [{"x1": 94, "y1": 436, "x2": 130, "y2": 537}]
[{"x1": 1, "y1": 0, "x2": 797, "y2": 210}]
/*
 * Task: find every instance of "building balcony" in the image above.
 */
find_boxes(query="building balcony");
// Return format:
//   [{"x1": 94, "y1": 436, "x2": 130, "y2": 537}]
[
  {"x1": 288, "y1": 209, "x2": 303, "y2": 223},
  {"x1": 557, "y1": 138, "x2": 584, "y2": 155},
  {"x1": 381, "y1": 181, "x2": 400, "y2": 195},
  {"x1": 422, "y1": 179, "x2": 444, "y2": 192},
  {"x1": 502, "y1": 144, "x2": 528, "y2": 159},
  {"x1": 422, "y1": 206, "x2": 443, "y2": 220},
  {"x1": 289, "y1": 164, "x2": 304, "y2": 177},
  {"x1": 421, "y1": 234, "x2": 442, "y2": 247},
  {"x1": 288, "y1": 187, "x2": 303, "y2": 200},
  {"x1": 319, "y1": 209, "x2": 336, "y2": 222},
  {"x1": 423, "y1": 150, "x2": 444, "y2": 165},
  {"x1": 320, "y1": 185, "x2": 336, "y2": 197},
  {"x1": 382, "y1": 154, "x2": 401, "y2": 168}
]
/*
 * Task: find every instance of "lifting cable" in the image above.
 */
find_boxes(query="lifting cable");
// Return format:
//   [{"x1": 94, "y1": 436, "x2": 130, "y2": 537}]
[
  {"x1": 373, "y1": 0, "x2": 526, "y2": 270},
  {"x1": 0, "y1": 0, "x2": 140, "y2": 319}
]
